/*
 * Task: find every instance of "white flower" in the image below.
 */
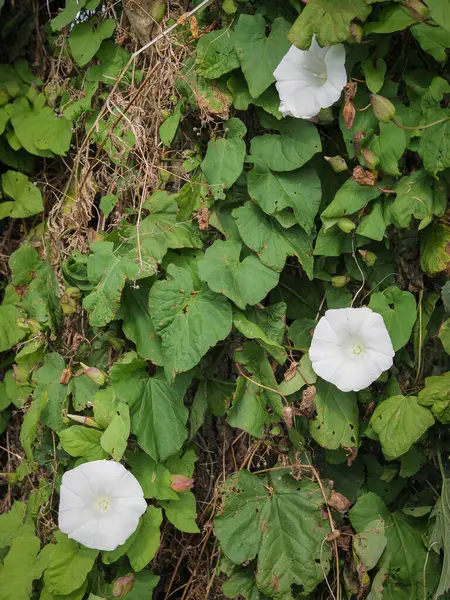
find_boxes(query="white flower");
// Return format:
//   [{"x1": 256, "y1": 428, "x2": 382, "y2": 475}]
[
  {"x1": 309, "y1": 307, "x2": 394, "y2": 393},
  {"x1": 59, "y1": 460, "x2": 147, "y2": 551},
  {"x1": 273, "y1": 38, "x2": 347, "y2": 119}
]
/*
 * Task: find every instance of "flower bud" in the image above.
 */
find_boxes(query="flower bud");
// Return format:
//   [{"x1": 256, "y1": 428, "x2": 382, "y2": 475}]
[
  {"x1": 67, "y1": 414, "x2": 102, "y2": 429},
  {"x1": 79, "y1": 363, "x2": 107, "y2": 386},
  {"x1": 325, "y1": 155, "x2": 348, "y2": 173},
  {"x1": 406, "y1": 0, "x2": 428, "y2": 19},
  {"x1": 370, "y1": 94, "x2": 396, "y2": 123},
  {"x1": 337, "y1": 218, "x2": 356, "y2": 233},
  {"x1": 331, "y1": 276, "x2": 350, "y2": 288},
  {"x1": 112, "y1": 573, "x2": 135, "y2": 598},
  {"x1": 270, "y1": 424, "x2": 282, "y2": 436},
  {"x1": 360, "y1": 148, "x2": 379, "y2": 170},
  {"x1": 170, "y1": 474, "x2": 194, "y2": 492},
  {"x1": 349, "y1": 22, "x2": 363, "y2": 44},
  {"x1": 358, "y1": 249, "x2": 377, "y2": 267}
]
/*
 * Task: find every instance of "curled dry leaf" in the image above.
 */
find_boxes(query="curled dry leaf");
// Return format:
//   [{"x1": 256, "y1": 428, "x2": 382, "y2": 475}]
[
  {"x1": 328, "y1": 491, "x2": 352, "y2": 513},
  {"x1": 352, "y1": 165, "x2": 377, "y2": 186}
]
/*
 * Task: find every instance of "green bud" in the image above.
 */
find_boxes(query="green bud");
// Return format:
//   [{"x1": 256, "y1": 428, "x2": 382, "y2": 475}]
[
  {"x1": 316, "y1": 107, "x2": 334, "y2": 124},
  {"x1": 6, "y1": 81, "x2": 20, "y2": 98},
  {"x1": 61, "y1": 295, "x2": 77, "y2": 316},
  {"x1": 358, "y1": 249, "x2": 377, "y2": 267},
  {"x1": 370, "y1": 94, "x2": 396, "y2": 123},
  {"x1": 325, "y1": 155, "x2": 348, "y2": 173},
  {"x1": 0, "y1": 89, "x2": 9, "y2": 106},
  {"x1": 331, "y1": 276, "x2": 350, "y2": 288},
  {"x1": 66, "y1": 287, "x2": 82, "y2": 300},
  {"x1": 270, "y1": 424, "x2": 282, "y2": 436},
  {"x1": 349, "y1": 22, "x2": 363, "y2": 43},
  {"x1": 150, "y1": 0, "x2": 166, "y2": 24},
  {"x1": 337, "y1": 218, "x2": 356, "y2": 233},
  {"x1": 112, "y1": 573, "x2": 135, "y2": 598},
  {"x1": 406, "y1": 0, "x2": 429, "y2": 18},
  {"x1": 361, "y1": 148, "x2": 379, "y2": 170},
  {"x1": 79, "y1": 363, "x2": 107, "y2": 386}
]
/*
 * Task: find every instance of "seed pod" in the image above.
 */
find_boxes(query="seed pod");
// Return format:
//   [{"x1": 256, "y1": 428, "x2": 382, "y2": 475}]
[
  {"x1": 112, "y1": 573, "x2": 135, "y2": 598},
  {"x1": 170, "y1": 474, "x2": 194, "y2": 492},
  {"x1": 343, "y1": 101, "x2": 356, "y2": 130},
  {"x1": 360, "y1": 148, "x2": 379, "y2": 170},
  {"x1": 370, "y1": 94, "x2": 396, "y2": 123},
  {"x1": 337, "y1": 218, "x2": 356, "y2": 233},
  {"x1": 406, "y1": 0, "x2": 429, "y2": 19},
  {"x1": 358, "y1": 249, "x2": 377, "y2": 267},
  {"x1": 325, "y1": 155, "x2": 348, "y2": 173},
  {"x1": 79, "y1": 363, "x2": 107, "y2": 386},
  {"x1": 331, "y1": 276, "x2": 350, "y2": 288}
]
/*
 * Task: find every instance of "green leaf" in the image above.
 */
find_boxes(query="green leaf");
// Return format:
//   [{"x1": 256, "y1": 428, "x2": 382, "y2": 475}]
[
  {"x1": 40, "y1": 582, "x2": 88, "y2": 600},
  {"x1": 391, "y1": 170, "x2": 446, "y2": 228},
  {"x1": 289, "y1": 0, "x2": 371, "y2": 48},
  {"x1": 0, "y1": 171, "x2": 43, "y2": 219},
  {"x1": 195, "y1": 29, "x2": 239, "y2": 79},
  {"x1": 159, "y1": 101, "x2": 183, "y2": 148},
  {"x1": 310, "y1": 380, "x2": 359, "y2": 452},
  {"x1": 117, "y1": 282, "x2": 162, "y2": 365},
  {"x1": 412, "y1": 24, "x2": 449, "y2": 62},
  {"x1": 369, "y1": 285, "x2": 417, "y2": 351},
  {"x1": 126, "y1": 572, "x2": 160, "y2": 600},
  {"x1": 101, "y1": 402, "x2": 130, "y2": 461},
  {"x1": 365, "y1": 4, "x2": 416, "y2": 34},
  {"x1": 58, "y1": 426, "x2": 108, "y2": 461},
  {"x1": 356, "y1": 200, "x2": 388, "y2": 241},
  {"x1": 130, "y1": 371, "x2": 190, "y2": 461},
  {"x1": 0, "y1": 304, "x2": 26, "y2": 352},
  {"x1": 36, "y1": 353, "x2": 70, "y2": 433},
  {"x1": 420, "y1": 222, "x2": 450, "y2": 275},
  {"x1": 233, "y1": 202, "x2": 314, "y2": 277},
  {"x1": 215, "y1": 470, "x2": 331, "y2": 597},
  {"x1": 321, "y1": 178, "x2": 381, "y2": 230},
  {"x1": 190, "y1": 379, "x2": 234, "y2": 437},
  {"x1": 149, "y1": 265, "x2": 232, "y2": 379},
  {"x1": 222, "y1": 567, "x2": 270, "y2": 600},
  {"x1": 418, "y1": 372, "x2": 450, "y2": 424},
  {"x1": 69, "y1": 20, "x2": 115, "y2": 66},
  {"x1": 201, "y1": 130, "x2": 246, "y2": 194},
  {"x1": 353, "y1": 518, "x2": 387, "y2": 570},
  {"x1": 51, "y1": 0, "x2": 98, "y2": 30},
  {"x1": 99, "y1": 193, "x2": 117, "y2": 218},
  {"x1": 227, "y1": 375, "x2": 272, "y2": 437},
  {"x1": 82, "y1": 241, "x2": 139, "y2": 327},
  {"x1": 369, "y1": 121, "x2": 406, "y2": 177},
  {"x1": 234, "y1": 15, "x2": 291, "y2": 98},
  {"x1": 127, "y1": 506, "x2": 162, "y2": 571},
  {"x1": 69, "y1": 375, "x2": 100, "y2": 411},
  {"x1": 198, "y1": 239, "x2": 279, "y2": 310},
  {"x1": 44, "y1": 532, "x2": 98, "y2": 595},
  {"x1": 0, "y1": 501, "x2": 33, "y2": 548},
  {"x1": 363, "y1": 58, "x2": 386, "y2": 94},
  {"x1": 20, "y1": 391, "x2": 48, "y2": 461},
  {"x1": 160, "y1": 490, "x2": 199, "y2": 533},
  {"x1": 126, "y1": 450, "x2": 178, "y2": 500},
  {"x1": 288, "y1": 318, "x2": 317, "y2": 352},
  {"x1": 233, "y1": 302, "x2": 287, "y2": 363},
  {"x1": 419, "y1": 108, "x2": 450, "y2": 175},
  {"x1": 250, "y1": 118, "x2": 321, "y2": 172},
  {"x1": 430, "y1": 477, "x2": 450, "y2": 598},
  {"x1": 439, "y1": 318, "x2": 450, "y2": 355},
  {"x1": 370, "y1": 395, "x2": 434, "y2": 460},
  {"x1": 426, "y1": 0, "x2": 450, "y2": 32},
  {"x1": 0, "y1": 536, "x2": 41, "y2": 600},
  {"x1": 247, "y1": 165, "x2": 322, "y2": 235}
]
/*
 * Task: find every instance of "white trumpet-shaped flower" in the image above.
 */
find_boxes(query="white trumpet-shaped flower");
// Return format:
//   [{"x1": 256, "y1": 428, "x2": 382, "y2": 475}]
[
  {"x1": 59, "y1": 460, "x2": 147, "y2": 551},
  {"x1": 309, "y1": 307, "x2": 394, "y2": 393},
  {"x1": 273, "y1": 38, "x2": 347, "y2": 119}
]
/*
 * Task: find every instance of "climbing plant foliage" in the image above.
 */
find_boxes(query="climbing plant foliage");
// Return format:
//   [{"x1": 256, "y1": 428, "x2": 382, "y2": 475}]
[{"x1": 1, "y1": 0, "x2": 450, "y2": 598}]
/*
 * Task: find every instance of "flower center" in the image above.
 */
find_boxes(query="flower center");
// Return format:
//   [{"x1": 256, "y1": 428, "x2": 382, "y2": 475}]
[
  {"x1": 97, "y1": 498, "x2": 109, "y2": 511},
  {"x1": 352, "y1": 344, "x2": 364, "y2": 356}
]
